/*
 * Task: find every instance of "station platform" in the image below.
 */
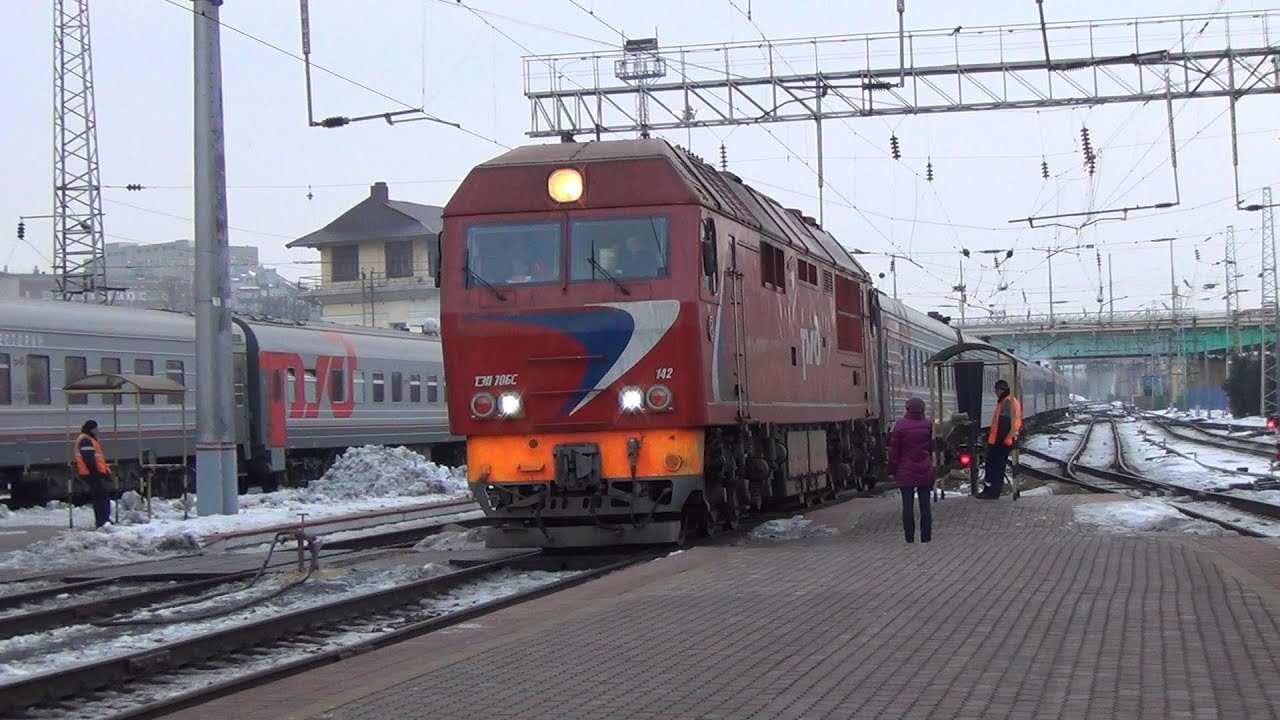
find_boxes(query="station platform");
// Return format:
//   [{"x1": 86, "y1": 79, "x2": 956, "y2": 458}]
[{"x1": 161, "y1": 492, "x2": 1280, "y2": 720}]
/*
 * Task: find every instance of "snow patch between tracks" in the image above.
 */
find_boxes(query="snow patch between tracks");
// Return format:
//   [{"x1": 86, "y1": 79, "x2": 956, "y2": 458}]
[{"x1": 1073, "y1": 499, "x2": 1233, "y2": 535}]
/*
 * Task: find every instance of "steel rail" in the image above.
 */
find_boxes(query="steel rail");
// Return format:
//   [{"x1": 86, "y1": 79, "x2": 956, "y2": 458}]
[{"x1": 0, "y1": 551, "x2": 553, "y2": 715}]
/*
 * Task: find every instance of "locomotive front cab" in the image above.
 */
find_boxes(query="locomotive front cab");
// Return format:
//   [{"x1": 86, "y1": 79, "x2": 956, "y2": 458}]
[{"x1": 438, "y1": 143, "x2": 714, "y2": 547}]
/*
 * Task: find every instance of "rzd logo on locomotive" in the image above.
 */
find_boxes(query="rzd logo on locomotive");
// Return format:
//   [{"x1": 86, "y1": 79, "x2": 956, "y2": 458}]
[{"x1": 800, "y1": 315, "x2": 822, "y2": 380}]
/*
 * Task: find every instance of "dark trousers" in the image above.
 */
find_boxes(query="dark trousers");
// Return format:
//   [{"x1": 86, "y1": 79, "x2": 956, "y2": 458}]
[
  {"x1": 83, "y1": 473, "x2": 111, "y2": 527},
  {"x1": 983, "y1": 444, "x2": 1010, "y2": 497},
  {"x1": 899, "y1": 486, "x2": 932, "y2": 543}
]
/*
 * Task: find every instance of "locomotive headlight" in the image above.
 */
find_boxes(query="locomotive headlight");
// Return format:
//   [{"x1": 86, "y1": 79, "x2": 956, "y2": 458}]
[
  {"x1": 547, "y1": 168, "x2": 583, "y2": 203},
  {"x1": 619, "y1": 386, "x2": 644, "y2": 413},
  {"x1": 497, "y1": 392, "x2": 523, "y2": 418},
  {"x1": 471, "y1": 392, "x2": 496, "y2": 418}
]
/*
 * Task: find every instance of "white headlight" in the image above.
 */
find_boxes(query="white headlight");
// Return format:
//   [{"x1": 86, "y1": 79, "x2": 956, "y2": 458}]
[
  {"x1": 619, "y1": 386, "x2": 644, "y2": 412},
  {"x1": 498, "y1": 392, "x2": 522, "y2": 417}
]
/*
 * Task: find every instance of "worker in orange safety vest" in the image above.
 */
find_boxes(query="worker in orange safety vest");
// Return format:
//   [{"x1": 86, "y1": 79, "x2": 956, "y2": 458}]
[
  {"x1": 74, "y1": 420, "x2": 112, "y2": 528},
  {"x1": 978, "y1": 379, "x2": 1022, "y2": 499}
]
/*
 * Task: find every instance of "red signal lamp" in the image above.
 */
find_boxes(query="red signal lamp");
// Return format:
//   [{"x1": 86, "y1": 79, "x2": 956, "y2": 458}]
[
  {"x1": 1267, "y1": 416, "x2": 1278, "y2": 432},
  {"x1": 959, "y1": 453, "x2": 972, "y2": 467}
]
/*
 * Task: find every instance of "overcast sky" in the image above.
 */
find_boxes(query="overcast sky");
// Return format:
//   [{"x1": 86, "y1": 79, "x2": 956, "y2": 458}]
[{"x1": 2, "y1": 0, "x2": 1278, "y2": 322}]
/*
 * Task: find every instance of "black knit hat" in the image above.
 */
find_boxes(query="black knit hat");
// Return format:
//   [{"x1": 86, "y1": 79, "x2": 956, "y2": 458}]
[{"x1": 81, "y1": 420, "x2": 98, "y2": 433}]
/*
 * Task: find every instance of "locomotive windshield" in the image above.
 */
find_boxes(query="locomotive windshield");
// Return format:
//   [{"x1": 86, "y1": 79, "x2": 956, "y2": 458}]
[
  {"x1": 464, "y1": 221, "x2": 562, "y2": 286},
  {"x1": 569, "y1": 216, "x2": 669, "y2": 282}
]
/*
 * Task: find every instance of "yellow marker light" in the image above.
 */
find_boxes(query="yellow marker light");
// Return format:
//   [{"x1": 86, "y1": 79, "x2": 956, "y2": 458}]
[{"x1": 547, "y1": 168, "x2": 584, "y2": 203}]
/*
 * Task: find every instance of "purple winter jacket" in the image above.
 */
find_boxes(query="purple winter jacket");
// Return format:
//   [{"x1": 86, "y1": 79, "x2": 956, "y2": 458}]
[{"x1": 887, "y1": 398, "x2": 936, "y2": 488}]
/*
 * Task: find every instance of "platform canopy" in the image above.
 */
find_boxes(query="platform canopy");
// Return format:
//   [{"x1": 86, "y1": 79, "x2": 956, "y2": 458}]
[
  {"x1": 927, "y1": 341, "x2": 1020, "y2": 367},
  {"x1": 63, "y1": 372, "x2": 187, "y2": 399}
]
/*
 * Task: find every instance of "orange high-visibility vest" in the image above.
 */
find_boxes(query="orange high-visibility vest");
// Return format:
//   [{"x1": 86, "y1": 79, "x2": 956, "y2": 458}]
[
  {"x1": 74, "y1": 433, "x2": 110, "y2": 476},
  {"x1": 987, "y1": 395, "x2": 1023, "y2": 446}
]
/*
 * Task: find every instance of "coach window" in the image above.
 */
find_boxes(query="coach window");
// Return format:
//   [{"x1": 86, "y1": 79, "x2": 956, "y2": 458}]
[
  {"x1": 286, "y1": 368, "x2": 297, "y2": 405},
  {"x1": 304, "y1": 369, "x2": 317, "y2": 404},
  {"x1": 27, "y1": 354, "x2": 51, "y2": 405},
  {"x1": 465, "y1": 221, "x2": 561, "y2": 287},
  {"x1": 0, "y1": 353, "x2": 9, "y2": 405},
  {"x1": 570, "y1": 216, "x2": 669, "y2": 282},
  {"x1": 427, "y1": 374, "x2": 439, "y2": 403},
  {"x1": 101, "y1": 357, "x2": 121, "y2": 405},
  {"x1": 134, "y1": 358, "x2": 155, "y2": 404},
  {"x1": 409, "y1": 374, "x2": 422, "y2": 403},
  {"x1": 354, "y1": 371, "x2": 366, "y2": 403},
  {"x1": 330, "y1": 368, "x2": 346, "y2": 403},
  {"x1": 166, "y1": 360, "x2": 185, "y2": 405},
  {"x1": 391, "y1": 372, "x2": 404, "y2": 402},
  {"x1": 66, "y1": 356, "x2": 88, "y2": 405},
  {"x1": 372, "y1": 372, "x2": 385, "y2": 402}
]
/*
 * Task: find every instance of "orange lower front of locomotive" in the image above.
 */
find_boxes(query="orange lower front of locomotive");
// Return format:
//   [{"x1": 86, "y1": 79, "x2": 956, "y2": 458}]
[{"x1": 467, "y1": 428, "x2": 705, "y2": 548}]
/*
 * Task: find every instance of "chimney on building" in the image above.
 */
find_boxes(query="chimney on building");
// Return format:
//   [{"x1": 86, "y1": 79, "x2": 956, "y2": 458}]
[{"x1": 370, "y1": 181, "x2": 389, "y2": 203}]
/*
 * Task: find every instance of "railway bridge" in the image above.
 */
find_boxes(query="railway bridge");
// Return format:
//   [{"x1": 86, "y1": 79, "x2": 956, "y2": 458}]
[{"x1": 959, "y1": 307, "x2": 1275, "y2": 409}]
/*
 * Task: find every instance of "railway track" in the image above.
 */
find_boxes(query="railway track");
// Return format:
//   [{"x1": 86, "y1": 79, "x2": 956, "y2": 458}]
[
  {"x1": 1020, "y1": 418, "x2": 1280, "y2": 537},
  {"x1": 0, "y1": 510, "x2": 497, "y2": 644},
  {"x1": 1141, "y1": 413, "x2": 1276, "y2": 461},
  {"x1": 0, "y1": 485, "x2": 869, "y2": 719},
  {"x1": 0, "y1": 551, "x2": 644, "y2": 719}
]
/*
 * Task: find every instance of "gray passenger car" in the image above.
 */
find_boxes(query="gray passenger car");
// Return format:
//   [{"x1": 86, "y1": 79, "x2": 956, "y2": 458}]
[{"x1": 0, "y1": 300, "x2": 459, "y2": 505}]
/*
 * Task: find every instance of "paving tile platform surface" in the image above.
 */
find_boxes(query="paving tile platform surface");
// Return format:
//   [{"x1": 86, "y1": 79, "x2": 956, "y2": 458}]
[{"x1": 161, "y1": 493, "x2": 1280, "y2": 720}]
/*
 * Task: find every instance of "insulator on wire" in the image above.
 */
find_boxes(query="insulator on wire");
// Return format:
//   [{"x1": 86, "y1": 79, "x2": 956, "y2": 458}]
[
  {"x1": 925, "y1": 158, "x2": 934, "y2": 182},
  {"x1": 16, "y1": 221, "x2": 25, "y2": 240},
  {"x1": 890, "y1": 134, "x2": 901, "y2": 160},
  {"x1": 719, "y1": 143, "x2": 728, "y2": 171},
  {"x1": 1041, "y1": 159, "x2": 1050, "y2": 180}
]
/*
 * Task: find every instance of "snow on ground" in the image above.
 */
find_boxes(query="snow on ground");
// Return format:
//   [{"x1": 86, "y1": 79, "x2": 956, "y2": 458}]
[
  {"x1": 749, "y1": 515, "x2": 839, "y2": 540},
  {"x1": 1073, "y1": 499, "x2": 1234, "y2": 535},
  {"x1": 412, "y1": 526, "x2": 488, "y2": 552},
  {"x1": 0, "y1": 446, "x2": 470, "y2": 574}
]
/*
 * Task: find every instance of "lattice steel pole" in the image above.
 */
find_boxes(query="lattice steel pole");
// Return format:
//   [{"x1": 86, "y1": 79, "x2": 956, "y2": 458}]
[
  {"x1": 1225, "y1": 225, "x2": 1241, "y2": 355},
  {"x1": 53, "y1": 0, "x2": 108, "y2": 302}
]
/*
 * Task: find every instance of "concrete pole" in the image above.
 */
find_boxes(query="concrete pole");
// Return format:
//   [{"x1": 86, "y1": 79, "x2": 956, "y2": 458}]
[
  {"x1": 193, "y1": 0, "x2": 238, "y2": 515},
  {"x1": 1047, "y1": 250, "x2": 1055, "y2": 326}
]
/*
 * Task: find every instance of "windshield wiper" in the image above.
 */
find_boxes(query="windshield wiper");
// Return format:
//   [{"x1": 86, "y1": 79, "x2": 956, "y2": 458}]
[
  {"x1": 588, "y1": 257, "x2": 631, "y2": 296},
  {"x1": 465, "y1": 266, "x2": 507, "y2": 301}
]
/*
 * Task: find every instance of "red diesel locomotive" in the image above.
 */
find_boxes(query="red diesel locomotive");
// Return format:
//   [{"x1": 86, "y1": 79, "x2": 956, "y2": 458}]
[{"x1": 438, "y1": 139, "x2": 882, "y2": 547}]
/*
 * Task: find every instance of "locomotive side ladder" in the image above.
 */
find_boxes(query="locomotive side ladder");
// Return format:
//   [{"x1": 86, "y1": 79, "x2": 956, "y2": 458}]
[{"x1": 728, "y1": 240, "x2": 750, "y2": 419}]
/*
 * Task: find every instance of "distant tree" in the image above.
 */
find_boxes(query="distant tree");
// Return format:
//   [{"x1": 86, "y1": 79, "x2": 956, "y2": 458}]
[{"x1": 1224, "y1": 353, "x2": 1262, "y2": 417}]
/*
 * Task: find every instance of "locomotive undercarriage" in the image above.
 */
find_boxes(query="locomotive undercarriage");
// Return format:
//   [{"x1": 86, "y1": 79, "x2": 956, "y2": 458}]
[{"x1": 475, "y1": 418, "x2": 884, "y2": 548}]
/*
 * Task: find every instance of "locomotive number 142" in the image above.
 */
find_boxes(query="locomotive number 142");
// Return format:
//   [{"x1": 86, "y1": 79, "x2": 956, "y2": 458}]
[{"x1": 655, "y1": 367, "x2": 674, "y2": 380}]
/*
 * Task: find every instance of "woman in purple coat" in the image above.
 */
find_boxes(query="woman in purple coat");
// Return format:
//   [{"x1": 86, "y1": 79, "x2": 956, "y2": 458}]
[{"x1": 887, "y1": 397, "x2": 935, "y2": 543}]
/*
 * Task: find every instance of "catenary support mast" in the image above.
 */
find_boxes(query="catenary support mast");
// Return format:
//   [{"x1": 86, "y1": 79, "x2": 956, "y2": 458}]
[{"x1": 193, "y1": 0, "x2": 238, "y2": 515}]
